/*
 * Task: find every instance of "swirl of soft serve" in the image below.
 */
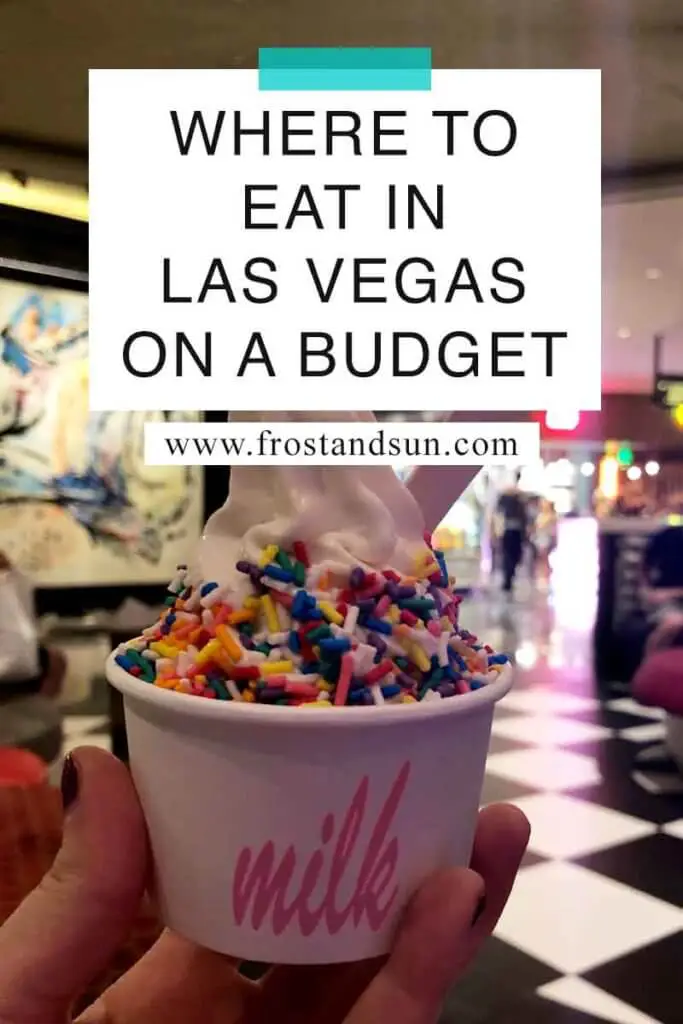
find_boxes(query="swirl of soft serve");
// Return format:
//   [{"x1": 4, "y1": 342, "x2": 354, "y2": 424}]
[{"x1": 199, "y1": 411, "x2": 430, "y2": 592}]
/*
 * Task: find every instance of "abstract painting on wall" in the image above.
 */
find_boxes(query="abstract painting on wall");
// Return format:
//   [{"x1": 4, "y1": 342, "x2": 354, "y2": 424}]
[{"x1": 0, "y1": 278, "x2": 202, "y2": 586}]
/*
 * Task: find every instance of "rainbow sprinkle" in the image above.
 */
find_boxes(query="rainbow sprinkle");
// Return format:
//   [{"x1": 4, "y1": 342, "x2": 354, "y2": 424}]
[{"x1": 114, "y1": 540, "x2": 509, "y2": 706}]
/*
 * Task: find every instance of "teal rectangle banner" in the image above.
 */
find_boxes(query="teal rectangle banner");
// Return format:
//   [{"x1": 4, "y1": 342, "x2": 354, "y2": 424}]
[{"x1": 258, "y1": 47, "x2": 432, "y2": 91}]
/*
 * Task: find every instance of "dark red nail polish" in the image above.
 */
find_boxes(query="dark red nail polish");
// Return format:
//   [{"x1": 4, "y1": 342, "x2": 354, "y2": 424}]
[
  {"x1": 471, "y1": 894, "x2": 486, "y2": 927},
  {"x1": 60, "y1": 754, "x2": 79, "y2": 811}
]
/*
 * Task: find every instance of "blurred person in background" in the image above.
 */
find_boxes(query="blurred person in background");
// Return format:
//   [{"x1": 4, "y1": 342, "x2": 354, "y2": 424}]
[
  {"x1": 593, "y1": 490, "x2": 612, "y2": 517},
  {"x1": 611, "y1": 476, "x2": 651, "y2": 517},
  {"x1": 642, "y1": 493, "x2": 683, "y2": 617},
  {"x1": 531, "y1": 497, "x2": 558, "y2": 583},
  {"x1": 495, "y1": 471, "x2": 528, "y2": 596}
]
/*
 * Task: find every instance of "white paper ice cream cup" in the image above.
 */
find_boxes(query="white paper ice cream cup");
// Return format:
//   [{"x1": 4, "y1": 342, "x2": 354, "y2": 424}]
[{"x1": 107, "y1": 655, "x2": 512, "y2": 965}]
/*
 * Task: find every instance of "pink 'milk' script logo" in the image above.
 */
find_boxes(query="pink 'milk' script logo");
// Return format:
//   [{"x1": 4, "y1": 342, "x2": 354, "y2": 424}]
[{"x1": 232, "y1": 761, "x2": 412, "y2": 937}]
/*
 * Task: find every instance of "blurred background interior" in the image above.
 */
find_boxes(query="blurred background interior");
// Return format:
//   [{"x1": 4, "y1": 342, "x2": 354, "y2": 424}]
[{"x1": 3, "y1": 4, "x2": 683, "y2": 1022}]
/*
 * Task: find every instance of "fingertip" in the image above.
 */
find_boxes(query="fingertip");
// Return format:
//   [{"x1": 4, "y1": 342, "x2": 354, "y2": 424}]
[
  {"x1": 69, "y1": 744, "x2": 134, "y2": 786},
  {"x1": 474, "y1": 803, "x2": 531, "y2": 872},
  {"x1": 468, "y1": 802, "x2": 531, "y2": 939},
  {"x1": 61, "y1": 746, "x2": 148, "y2": 904},
  {"x1": 69, "y1": 746, "x2": 144, "y2": 822},
  {"x1": 478, "y1": 802, "x2": 531, "y2": 848}
]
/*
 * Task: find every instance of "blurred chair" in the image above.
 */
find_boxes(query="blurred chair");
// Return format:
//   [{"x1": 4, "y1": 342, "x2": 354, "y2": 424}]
[{"x1": 632, "y1": 629, "x2": 683, "y2": 775}]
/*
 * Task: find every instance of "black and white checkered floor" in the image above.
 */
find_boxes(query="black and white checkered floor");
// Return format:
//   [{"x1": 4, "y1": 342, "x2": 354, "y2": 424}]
[
  {"x1": 454, "y1": 690, "x2": 683, "y2": 1024},
  {"x1": 60, "y1": 575, "x2": 683, "y2": 1023}
]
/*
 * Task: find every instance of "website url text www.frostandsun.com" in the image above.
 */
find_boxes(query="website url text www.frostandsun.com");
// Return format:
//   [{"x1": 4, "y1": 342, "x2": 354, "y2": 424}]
[{"x1": 163, "y1": 429, "x2": 518, "y2": 461}]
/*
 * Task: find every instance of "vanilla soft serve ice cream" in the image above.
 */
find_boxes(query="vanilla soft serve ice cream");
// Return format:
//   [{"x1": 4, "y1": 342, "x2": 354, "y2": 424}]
[{"x1": 199, "y1": 411, "x2": 429, "y2": 591}]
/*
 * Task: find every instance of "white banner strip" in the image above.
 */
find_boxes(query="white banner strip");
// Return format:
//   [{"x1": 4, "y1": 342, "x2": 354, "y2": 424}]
[{"x1": 144, "y1": 420, "x2": 539, "y2": 466}]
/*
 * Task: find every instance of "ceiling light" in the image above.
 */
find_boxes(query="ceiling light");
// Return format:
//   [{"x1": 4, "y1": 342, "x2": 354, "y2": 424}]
[
  {"x1": 645, "y1": 267, "x2": 663, "y2": 280},
  {"x1": 0, "y1": 172, "x2": 88, "y2": 222},
  {"x1": 616, "y1": 327, "x2": 631, "y2": 339},
  {"x1": 645, "y1": 460, "x2": 660, "y2": 476},
  {"x1": 626, "y1": 465, "x2": 642, "y2": 481},
  {"x1": 580, "y1": 461, "x2": 595, "y2": 476}
]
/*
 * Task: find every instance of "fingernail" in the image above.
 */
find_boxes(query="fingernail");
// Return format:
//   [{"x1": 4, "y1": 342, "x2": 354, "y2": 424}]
[
  {"x1": 60, "y1": 754, "x2": 79, "y2": 812},
  {"x1": 471, "y1": 894, "x2": 486, "y2": 927}
]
